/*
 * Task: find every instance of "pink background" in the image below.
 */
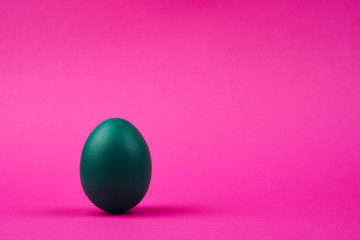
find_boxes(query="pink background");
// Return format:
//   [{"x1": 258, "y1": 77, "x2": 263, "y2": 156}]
[{"x1": 1, "y1": 0, "x2": 360, "y2": 239}]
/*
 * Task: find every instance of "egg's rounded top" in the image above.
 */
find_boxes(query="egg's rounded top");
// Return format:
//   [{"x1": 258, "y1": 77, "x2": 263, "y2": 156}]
[{"x1": 80, "y1": 118, "x2": 151, "y2": 213}]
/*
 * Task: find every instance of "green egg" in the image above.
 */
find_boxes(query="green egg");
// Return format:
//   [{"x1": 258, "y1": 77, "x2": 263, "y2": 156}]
[{"x1": 80, "y1": 118, "x2": 151, "y2": 213}]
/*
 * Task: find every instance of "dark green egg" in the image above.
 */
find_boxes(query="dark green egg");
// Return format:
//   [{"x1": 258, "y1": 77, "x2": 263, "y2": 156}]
[{"x1": 80, "y1": 118, "x2": 151, "y2": 213}]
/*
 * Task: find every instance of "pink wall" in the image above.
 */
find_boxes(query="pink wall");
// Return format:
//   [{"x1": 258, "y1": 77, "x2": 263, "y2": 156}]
[{"x1": 1, "y1": 0, "x2": 360, "y2": 239}]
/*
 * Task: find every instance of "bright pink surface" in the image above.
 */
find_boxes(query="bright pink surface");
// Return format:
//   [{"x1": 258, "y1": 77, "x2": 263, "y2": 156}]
[{"x1": 1, "y1": 0, "x2": 360, "y2": 239}]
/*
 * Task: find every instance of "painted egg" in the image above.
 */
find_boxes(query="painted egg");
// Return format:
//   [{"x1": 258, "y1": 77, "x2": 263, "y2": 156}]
[{"x1": 80, "y1": 118, "x2": 151, "y2": 213}]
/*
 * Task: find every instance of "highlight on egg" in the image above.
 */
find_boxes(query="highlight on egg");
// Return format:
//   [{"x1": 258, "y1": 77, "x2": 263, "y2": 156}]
[{"x1": 80, "y1": 118, "x2": 151, "y2": 213}]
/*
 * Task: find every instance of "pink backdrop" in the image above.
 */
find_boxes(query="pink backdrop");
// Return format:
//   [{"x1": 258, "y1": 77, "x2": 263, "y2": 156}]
[{"x1": 1, "y1": 0, "x2": 360, "y2": 239}]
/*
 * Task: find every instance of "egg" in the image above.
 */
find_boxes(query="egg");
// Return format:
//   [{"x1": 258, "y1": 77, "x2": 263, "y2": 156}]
[{"x1": 80, "y1": 118, "x2": 151, "y2": 213}]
